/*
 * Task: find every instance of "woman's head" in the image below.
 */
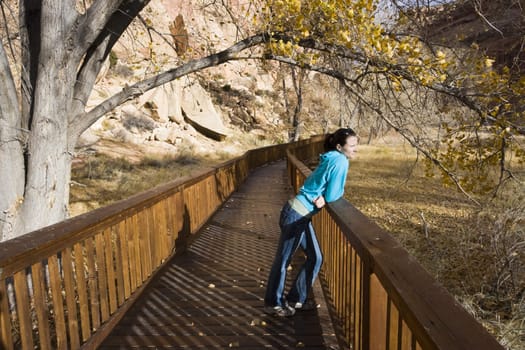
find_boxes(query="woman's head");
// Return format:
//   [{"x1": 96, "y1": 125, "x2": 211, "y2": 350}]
[{"x1": 324, "y1": 128, "x2": 358, "y2": 159}]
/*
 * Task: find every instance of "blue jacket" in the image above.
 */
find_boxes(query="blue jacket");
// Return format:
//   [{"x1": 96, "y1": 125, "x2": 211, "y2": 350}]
[{"x1": 295, "y1": 150, "x2": 349, "y2": 213}]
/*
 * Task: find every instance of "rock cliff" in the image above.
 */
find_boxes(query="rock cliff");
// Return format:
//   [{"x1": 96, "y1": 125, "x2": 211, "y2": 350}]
[{"x1": 79, "y1": 0, "x2": 292, "y2": 160}]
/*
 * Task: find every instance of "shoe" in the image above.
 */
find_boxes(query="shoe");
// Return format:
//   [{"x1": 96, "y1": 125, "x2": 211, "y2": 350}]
[
  {"x1": 291, "y1": 299, "x2": 320, "y2": 311},
  {"x1": 264, "y1": 304, "x2": 296, "y2": 317}
]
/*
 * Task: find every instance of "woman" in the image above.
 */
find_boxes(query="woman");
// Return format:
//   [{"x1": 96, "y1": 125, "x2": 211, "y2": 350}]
[{"x1": 264, "y1": 128, "x2": 358, "y2": 317}]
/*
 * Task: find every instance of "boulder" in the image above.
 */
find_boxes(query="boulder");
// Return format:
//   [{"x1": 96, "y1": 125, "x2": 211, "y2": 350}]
[
  {"x1": 181, "y1": 78, "x2": 230, "y2": 140},
  {"x1": 77, "y1": 129, "x2": 100, "y2": 147}
]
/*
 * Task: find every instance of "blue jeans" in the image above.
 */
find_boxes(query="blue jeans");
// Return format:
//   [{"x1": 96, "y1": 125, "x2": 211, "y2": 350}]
[{"x1": 264, "y1": 202, "x2": 323, "y2": 307}]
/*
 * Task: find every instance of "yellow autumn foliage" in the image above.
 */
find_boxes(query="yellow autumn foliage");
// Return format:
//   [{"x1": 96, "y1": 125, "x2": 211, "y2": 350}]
[{"x1": 253, "y1": 0, "x2": 524, "y2": 195}]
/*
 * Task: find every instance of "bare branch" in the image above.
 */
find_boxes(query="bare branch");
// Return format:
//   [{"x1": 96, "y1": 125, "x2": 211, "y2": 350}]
[
  {"x1": 71, "y1": 0, "x2": 149, "y2": 120},
  {"x1": 137, "y1": 14, "x2": 178, "y2": 53},
  {"x1": 74, "y1": 0, "x2": 125, "y2": 55},
  {"x1": 70, "y1": 33, "x2": 269, "y2": 138},
  {"x1": 472, "y1": 0, "x2": 504, "y2": 37}
]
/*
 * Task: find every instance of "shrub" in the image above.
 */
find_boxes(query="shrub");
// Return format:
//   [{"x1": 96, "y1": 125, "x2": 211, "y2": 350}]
[{"x1": 122, "y1": 114, "x2": 156, "y2": 132}]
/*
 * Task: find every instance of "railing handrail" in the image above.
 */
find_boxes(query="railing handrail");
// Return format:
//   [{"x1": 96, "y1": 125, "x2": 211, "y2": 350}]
[
  {"x1": 0, "y1": 168, "x2": 212, "y2": 276},
  {"x1": 286, "y1": 148, "x2": 503, "y2": 350}
]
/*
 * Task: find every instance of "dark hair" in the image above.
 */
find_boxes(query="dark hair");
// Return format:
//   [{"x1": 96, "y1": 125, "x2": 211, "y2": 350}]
[{"x1": 324, "y1": 128, "x2": 357, "y2": 152}]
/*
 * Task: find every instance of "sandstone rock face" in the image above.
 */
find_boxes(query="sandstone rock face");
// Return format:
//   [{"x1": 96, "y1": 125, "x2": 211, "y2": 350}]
[
  {"x1": 82, "y1": 0, "x2": 281, "y2": 158},
  {"x1": 180, "y1": 77, "x2": 230, "y2": 139},
  {"x1": 82, "y1": 0, "x2": 337, "y2": 160}
]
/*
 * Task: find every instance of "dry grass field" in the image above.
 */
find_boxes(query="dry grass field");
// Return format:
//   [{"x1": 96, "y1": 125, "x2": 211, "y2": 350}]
[{"x1": 347, "y1": 137, "x2": 525, "y2": 349}]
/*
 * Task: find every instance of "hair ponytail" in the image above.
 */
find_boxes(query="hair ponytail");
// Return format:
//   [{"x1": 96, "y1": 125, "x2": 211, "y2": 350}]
[{"x1": 324, "y1": 128, "x2": 357, "y2": 152}]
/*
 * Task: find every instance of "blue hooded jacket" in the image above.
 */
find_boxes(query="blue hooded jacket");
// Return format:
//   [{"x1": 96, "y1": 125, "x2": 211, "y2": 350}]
[{"x1": 295, "y1": 150, "x2": 349, "y2": 214}]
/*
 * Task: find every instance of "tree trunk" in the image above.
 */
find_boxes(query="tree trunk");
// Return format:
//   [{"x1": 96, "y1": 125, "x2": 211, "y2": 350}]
[
  {"x1": 16, "y1": 77, "x2": 75, "y2": 236},
  {"x1": 10, "y1": 1, "x2": 78, "y2": 236},
  {"x1": 291, "y1": 67, "x2": 303, "y2": 142},
  {"x1": 0, "y1": 42, "x2": 25, "y2": 241}
]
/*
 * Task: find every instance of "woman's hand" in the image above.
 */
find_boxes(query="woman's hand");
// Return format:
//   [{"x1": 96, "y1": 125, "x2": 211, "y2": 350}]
[{"x1": 313, "y1": 196, "x2": 326, "y2": 209}]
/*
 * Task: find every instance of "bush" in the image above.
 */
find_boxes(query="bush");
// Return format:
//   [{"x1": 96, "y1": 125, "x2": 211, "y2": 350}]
[{"x1": 122, "y1": 114, "x2": 156, "y2": 132}]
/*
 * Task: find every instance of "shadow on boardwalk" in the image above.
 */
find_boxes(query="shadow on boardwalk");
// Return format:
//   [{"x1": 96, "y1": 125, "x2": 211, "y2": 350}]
[{"x1": 100, "y1": 161, "x2": 339, "y2": 349}]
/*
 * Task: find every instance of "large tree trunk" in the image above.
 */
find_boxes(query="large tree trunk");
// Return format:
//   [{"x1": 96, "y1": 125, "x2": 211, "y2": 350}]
[
  {"x1": 16, "y1": 69, "x2": 76, "y2": 235},
  {"x1": 0, "y1": 0, "x2": 151, "y2": 239},
  {"x1": 10, "y1": 1, "x2": 77, "y2": 236},
  {"x1": 0, "y1": 42, "x2": 25, "y2": 241}
]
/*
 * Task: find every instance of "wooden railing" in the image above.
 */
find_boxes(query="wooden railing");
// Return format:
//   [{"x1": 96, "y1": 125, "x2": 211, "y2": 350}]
[
  {"x1": 287, "y1": 146, "x2": 504, "y2": 350},
  {"x1": 0, "y1": 136, "x2": 323, "y2": 350},
  {"x1": 1, "y1": 135, "x2": 503, "y2": 350}
]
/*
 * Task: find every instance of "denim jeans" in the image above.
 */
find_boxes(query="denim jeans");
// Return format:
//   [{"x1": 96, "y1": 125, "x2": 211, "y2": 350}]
[{"x1": 264, "y1": 201, "x2": 323, "y2": 307}]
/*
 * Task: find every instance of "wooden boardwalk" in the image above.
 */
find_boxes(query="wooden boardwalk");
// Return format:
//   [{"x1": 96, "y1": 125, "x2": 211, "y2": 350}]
[{"x1": 99, "y1": 161, "x2": 339, "y2": 349}]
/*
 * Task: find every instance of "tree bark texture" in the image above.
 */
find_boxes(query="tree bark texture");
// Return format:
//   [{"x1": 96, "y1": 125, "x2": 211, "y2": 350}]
[{"x1": 0, "y1": 42, "x2": 25, "y2": 241}]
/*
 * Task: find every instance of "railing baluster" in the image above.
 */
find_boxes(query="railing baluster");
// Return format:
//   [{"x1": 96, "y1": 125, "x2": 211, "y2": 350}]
[
  {"x1": 85, "y1": 237, "x2": 101, "y2": 332},
  {"x1": 388, "y1": 298, "x2": 400, "y2": 350},
  {"x1": 117, "y1": 220, "x2": 130, "y2": 301},
  {"x1": 342, "y1": 232, "x2": 349, "y2": 339},
  {"x1": 62, "y1": 247, "x2": 80, "y2": 349},
  {"x1": 172, "y1": 191, "x2": 184, "y2": 252},
  {"x1": 73, "y1": 242, "x2": 91, "y2": 341},
  {"x1": 138, "y1": 211, "x2": 150, "y2": 281},
  {"x1": 348, "y1": 244, "x2": 356, "y2": 348},
  {"x1": 48, "y1": 255, "x2": 67, "y2": 350},
  {"x1": 145, "y1": 209, "x2": 154, "y2": 278},
  {"x1": 31, "y1": 262, "x2": 52, "y2": 349},
  {"x1": 369, "y1": 273, "x2": 388, "y2": 349},
  {"x1": 151, "y1": 203, "x2": 161, "y2": 268},
  {"x1": 104, "y1": 228, "x2": 118, "y2": 314},
  {"x1": 13, "y1": 270, "x2": 33, "y2": 349},
  {"x1": 132, "y1": 214, "x2": 143, "y2": 286},
  {"x1": 126, "y1": 217, "x2": 137, "y2": 293},
  {"x1": 401, "y1": 319, "x2": 412, "y2": 349},
  {"x1": 0, "y1": 281, "x2": 13, "y2": 349},
  {"x1": 95, "y1": 234, "x2": 110, "y2": 322}
]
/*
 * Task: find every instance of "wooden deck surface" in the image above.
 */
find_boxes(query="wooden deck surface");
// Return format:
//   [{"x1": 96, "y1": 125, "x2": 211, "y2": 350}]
[{"x1": 99, "y1": 161, "x2": 339, "y2": 349}]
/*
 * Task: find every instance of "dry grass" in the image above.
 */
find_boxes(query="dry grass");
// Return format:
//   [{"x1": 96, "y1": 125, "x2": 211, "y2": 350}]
[
  {"x1": 69, "y1": 152, "x2": 222, "y2": 215},
  {"x1": 69, "y1": 128, "x2": 283, "y2": 216},
  {"x1": 347, "y1": 137, "x2": 525, "y2": 349}
]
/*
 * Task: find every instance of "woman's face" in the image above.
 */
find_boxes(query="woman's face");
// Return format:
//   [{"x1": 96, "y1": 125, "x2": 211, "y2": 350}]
[{"x1": 338, "y1": 136, "x2": 358, "y2": 159}]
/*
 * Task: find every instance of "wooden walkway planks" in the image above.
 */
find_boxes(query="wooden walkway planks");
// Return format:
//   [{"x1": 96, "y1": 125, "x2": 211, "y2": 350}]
[{"x1": 99, "y1": 161, "x2": 339, "y2": 349}]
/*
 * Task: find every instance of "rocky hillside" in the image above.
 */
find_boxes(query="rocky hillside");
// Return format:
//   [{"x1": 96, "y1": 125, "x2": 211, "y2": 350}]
[
  {"x1": 418, "y1": 0, "x2": 524, "y2": 72},
  {"x1": 78, "y1": 1, "x2": 306, "y2": 162},
  {"x1": 78, "y1": 0, "x2": 524, "y2": 163}
]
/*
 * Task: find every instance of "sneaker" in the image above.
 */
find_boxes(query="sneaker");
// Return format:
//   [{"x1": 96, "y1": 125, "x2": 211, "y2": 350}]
[
  {"x1": 291, "y1": 299, "x2": 320, "y2": 311},
  {"x1": 264, "y1": 304, "x2": 296, "y2": 317}
]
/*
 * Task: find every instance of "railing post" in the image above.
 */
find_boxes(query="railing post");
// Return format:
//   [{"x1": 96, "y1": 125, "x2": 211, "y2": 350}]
[
  {"x1": 361, "y1": 262, "x2": 371, "y2": 350},
  {"x1": 0, "y1": 283, "x2": 13, "y2": 350}
]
